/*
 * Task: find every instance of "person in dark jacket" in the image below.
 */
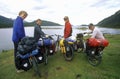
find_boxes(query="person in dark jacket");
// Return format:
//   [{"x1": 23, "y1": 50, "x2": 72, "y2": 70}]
[
  {"x1": 63, "y1": 16, "x2": 72, "y2": 39},
  {"x1": 12, "y1": 10, "x2": 28, "y2": 73},
  {"x1": 34, "y1": 19, "x2": 45, "y2": 41}
]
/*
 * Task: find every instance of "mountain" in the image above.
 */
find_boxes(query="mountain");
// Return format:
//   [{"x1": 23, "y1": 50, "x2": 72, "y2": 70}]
[
  {"x1": 0, "y1": 15, "x2": 13, "y2": 28},
  {"x1": 0, "y1": 15, "x2": 61, "y2": 28},
  {"x1": 24, "y1": 20, "x2": 61, "y2": 26},
  {"x1": 97, "y1": 10, "x2": 120, "y2": 28}
]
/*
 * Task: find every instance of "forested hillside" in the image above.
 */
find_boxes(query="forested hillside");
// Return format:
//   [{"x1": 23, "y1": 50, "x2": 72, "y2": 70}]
[
  {"x1": 0, "y1": 15, "x2": 61, "y2": 28},
  {"x1": 97, "y1": 10, "x2": 120, "y2": 28}
]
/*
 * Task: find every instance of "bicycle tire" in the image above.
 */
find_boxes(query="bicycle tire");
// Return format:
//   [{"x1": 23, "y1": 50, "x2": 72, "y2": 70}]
[
  {"x1": 32, "y1": 57, "x2": 41, "y2": 77},
  {"x1": 64, "y1": 44, "x2": 74, "y2": 61},
  {"x1": 88, "y1": 55, "x2": 102, "y2": 66}
]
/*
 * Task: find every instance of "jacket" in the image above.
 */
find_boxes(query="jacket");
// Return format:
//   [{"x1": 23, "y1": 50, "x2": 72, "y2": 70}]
[
  {"x1": 34, "y1": 25, "x2": 45, "y2": 41},
  {"x1": 64, "y1": 21, "x2": 72, "y2": 38},
  {"x1": 12, "y1": 16, "x2": 25, "y2": 43}
]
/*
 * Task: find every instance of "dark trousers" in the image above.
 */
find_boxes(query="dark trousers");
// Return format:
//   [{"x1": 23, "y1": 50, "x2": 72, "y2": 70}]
[{"x1": 13, "y1": 42, "x2": 21, "y2": 70}]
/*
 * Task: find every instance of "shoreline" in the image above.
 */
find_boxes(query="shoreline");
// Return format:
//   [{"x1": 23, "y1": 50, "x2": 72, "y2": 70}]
[{"x1": 0, "y1": 34, "x2": 120, "y2": 53}]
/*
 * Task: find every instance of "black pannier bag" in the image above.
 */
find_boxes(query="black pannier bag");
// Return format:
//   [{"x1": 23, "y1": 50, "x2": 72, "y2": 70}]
[
  {"x1": 15, "y1": 55, "x2": 32, "y2": 71},
  {"x1": 17, "y1": 36, "x2": 37, "y2": 55},
  {"x1": 20, "y1": 58, "x2": 32, "y2": 71},
  {"x1": 76, "y1": 33, "x2": 84, "y2": 48},
  {"x1": 76, "y1": 33, "x2": 83, "y2": 39},
  {"x1": 35, "y1": 50, "x2": 44, "y2": 64}
]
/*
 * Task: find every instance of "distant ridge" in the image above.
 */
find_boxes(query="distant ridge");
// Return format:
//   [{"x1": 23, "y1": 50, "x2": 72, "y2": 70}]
[
  {"x1": 97, "y1": 10, "x2": 120, "y2": 28},
  {"x1": 0, "y1": 15, "x2": 13, "y2": 28},
  {"x1": 0, "y1": 15, "x2": 61, "y2": 28}
]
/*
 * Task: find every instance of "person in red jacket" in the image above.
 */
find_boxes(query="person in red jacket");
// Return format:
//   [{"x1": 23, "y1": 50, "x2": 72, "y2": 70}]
[{"x1": 63, "y1": 16, "x2": 72, "y2": 39}]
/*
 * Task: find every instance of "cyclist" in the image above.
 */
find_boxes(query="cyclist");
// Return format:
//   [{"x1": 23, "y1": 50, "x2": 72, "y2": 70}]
[
  {"x1": 86, "y1": 23, "x2": 105, "y2": 55},
  {"x1": 88, "y1": 23, "x2": 105, "y2": 39},
  {"x1": 34, "y1": 19, "x2": 46, "y2": 41},
  {"x1": 63, "y1": 16, "x2": 72, "y2": 39}
]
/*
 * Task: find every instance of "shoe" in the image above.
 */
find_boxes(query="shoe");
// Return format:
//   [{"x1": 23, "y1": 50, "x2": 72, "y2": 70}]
[{"x1": 16, "y1": 70, "x2": 24, "y2": 73}]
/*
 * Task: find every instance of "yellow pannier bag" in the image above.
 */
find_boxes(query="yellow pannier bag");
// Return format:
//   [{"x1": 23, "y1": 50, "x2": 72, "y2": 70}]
[{"x1": 59, "y1": 39, "x2": 66, "y2": 53}]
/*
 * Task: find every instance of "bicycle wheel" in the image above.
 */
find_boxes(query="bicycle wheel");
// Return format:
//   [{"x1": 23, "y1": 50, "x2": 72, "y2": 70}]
[
  {"x1": 87, "y1": 55, "x2": 102, "y2": 66},
  {"x1": 32, "y1": 57, "x2": 41, "y2": 77},
  {"x1": 64, "y1": 44, "x2": 74, "y2": 61}
]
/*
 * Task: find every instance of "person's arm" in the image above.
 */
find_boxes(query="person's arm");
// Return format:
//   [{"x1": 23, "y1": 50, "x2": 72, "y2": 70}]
[
  {"x1": 91, "y1": 30, "x2": 97, "y2": 38},
  {"x1": 35, "y1": 26, "x2": 45, "y2": 37}
]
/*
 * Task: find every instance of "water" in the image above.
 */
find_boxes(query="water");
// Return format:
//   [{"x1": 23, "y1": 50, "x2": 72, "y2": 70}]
[{"x1": 0, "y1": 26, "x2": 120, "y2": 52}]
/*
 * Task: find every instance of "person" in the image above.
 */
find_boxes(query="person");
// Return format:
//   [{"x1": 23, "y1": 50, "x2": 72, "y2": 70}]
[
  {"x1": 34, "y1": 19, "x2": 56, "y2": 54},
  {"x1": 12, "y1": 10, "x2": 28, "y2": 73},
  {"x1": 34, "y1": 19, "x2": 45, "y2": 41},
  {"x1": 63, "y1": 16, "x2": 72, "y2": 39},
  {"x1": 86, "y1": 23, "x2": 106, "y2": 55},
  {"x1": 88, "y1": 23, "x2": 105, "y2": 39}
]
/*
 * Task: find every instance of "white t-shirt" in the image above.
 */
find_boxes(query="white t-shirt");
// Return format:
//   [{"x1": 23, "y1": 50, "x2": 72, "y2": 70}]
[{"x1": 91, "y1": 27, "x2": 105, "y2": 39}]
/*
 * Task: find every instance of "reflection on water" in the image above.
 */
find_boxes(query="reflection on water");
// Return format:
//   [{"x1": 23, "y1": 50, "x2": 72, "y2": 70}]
[{"x1": 0, "y1": 26, "x2": 120, "y2": 52}]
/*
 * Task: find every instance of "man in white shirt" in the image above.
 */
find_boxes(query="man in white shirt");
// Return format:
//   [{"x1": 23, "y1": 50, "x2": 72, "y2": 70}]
[{"x1": 88, "y1": 23, "x2": 105, "y2": 39}]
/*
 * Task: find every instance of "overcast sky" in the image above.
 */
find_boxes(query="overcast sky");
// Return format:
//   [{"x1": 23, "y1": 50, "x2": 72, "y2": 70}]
[{"x1": 0, "y1": 0, "x2": 120, "y2": 25}]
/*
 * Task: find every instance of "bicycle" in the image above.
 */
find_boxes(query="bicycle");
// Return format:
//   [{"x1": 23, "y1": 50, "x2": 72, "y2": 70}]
[
  {"x1": 75, "y1": 33, "x2": 109, "y2": 66},
  {"x1": 37, "y1": 35, "x2": 55, "y2": 65},
  {"x1": 54, "y1": 34, "x2": 74, "y2": 61}
]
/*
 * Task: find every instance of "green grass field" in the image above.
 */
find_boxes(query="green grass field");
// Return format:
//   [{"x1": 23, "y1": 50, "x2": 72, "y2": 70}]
[{"x1": 0, "y1": 34, "x2": 120, "y2": 79}]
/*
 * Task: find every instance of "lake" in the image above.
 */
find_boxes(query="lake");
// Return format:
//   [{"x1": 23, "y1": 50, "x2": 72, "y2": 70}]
[{"x1": 0, "y1": 26, "x2": 120, "y2": 52}]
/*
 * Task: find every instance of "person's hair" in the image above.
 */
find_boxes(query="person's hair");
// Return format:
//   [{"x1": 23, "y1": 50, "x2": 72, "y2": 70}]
[
  {"x1": 88, "y1": 23, "x2": 94, "y2": 27},
  {"x1": 64, "y1": 16, "x2": 69, "y2": 21},
  {"x1": 36, "y1": 19, "x2": 41, "y2": 22},
  {"x1": 19, "y1": 10, "x2": 28, "y2": 16}
]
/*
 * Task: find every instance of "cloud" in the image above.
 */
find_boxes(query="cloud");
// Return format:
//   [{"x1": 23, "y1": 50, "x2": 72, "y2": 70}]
[
  {"x1": 33, "y1": 6, "x2": 47, "y2": 10},
  {"x1": 0, "y1": 0, "x2": 120, "y2": 25},
  {"x1": 90, "y1": 0, "x2": 120, "y2": 8}
]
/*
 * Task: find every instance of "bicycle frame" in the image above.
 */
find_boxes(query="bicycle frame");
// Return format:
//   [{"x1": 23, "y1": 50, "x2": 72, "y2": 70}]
[{"x1": 55, "y1": 34, "x2": 74, "y2": 61}]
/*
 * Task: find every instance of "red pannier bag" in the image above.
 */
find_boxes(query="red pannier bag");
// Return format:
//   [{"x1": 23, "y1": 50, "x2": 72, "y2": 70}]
[
  {"x1": 98, "y1": 39, "x2": 109, "y2": 47},
  {"x1": 87, "y1": 38, "x2": 100, "y2": 47},
  {"x1": 87, "y1": 38, "x2": 109, "y2": 47}
]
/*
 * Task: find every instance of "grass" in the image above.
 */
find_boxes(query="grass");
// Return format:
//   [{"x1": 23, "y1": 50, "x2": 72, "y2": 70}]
[{"x1": 0, "y1": 34, "x2": 120, "y2": 79}]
